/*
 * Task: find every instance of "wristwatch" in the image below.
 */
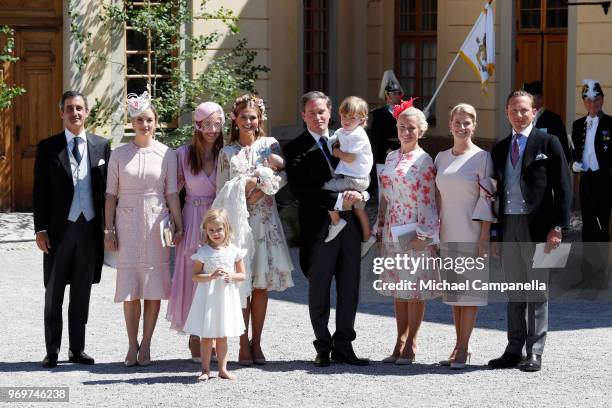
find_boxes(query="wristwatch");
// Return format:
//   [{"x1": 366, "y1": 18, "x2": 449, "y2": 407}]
[
  {"x1": 417, "y1": 235, "x2": 427, "y2": 241},
  {"x1": 104, "y1": 228, "x2": 115, "y2": 234},
  {"x1": 553, "y1": 226, "x2": 562, "y2": 233}
]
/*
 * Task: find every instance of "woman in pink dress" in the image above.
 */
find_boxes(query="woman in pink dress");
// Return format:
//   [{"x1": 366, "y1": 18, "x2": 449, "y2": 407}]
[
  {"x1": 166, "y1": 102, "x2": 224, "y2": 361},
  {"x1": 375, "y1": 104, "x2": 439, "y2": 365},
  {"x1": 104, "y1": 92, "x2": 183, "y2": 366}
]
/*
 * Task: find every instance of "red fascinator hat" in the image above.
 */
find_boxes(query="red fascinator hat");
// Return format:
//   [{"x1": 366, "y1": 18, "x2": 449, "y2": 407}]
[{"x1": 392, "y1": 97, "x2": 417, "y2": 119}]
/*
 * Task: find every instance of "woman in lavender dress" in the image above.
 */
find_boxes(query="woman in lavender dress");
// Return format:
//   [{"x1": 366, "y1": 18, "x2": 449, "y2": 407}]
[{"x1": 166, "y1": 102, "x2": 224, "y2": 361}]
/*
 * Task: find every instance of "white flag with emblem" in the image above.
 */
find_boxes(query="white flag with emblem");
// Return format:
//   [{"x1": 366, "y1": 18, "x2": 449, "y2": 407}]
[{"x1": 459, "y1": 2, "x2": 495, "y2": 91}]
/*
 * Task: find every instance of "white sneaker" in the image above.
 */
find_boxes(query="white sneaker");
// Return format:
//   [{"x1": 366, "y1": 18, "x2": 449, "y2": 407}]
[
  {"x1": 324, "y1": 219, "x2": 347, "y2": 243},
  {"x1": 361, "y1": 235, "x2": 376, "y2": 257}
]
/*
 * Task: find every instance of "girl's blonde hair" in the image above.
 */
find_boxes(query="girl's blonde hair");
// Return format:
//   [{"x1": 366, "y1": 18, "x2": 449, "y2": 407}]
[
  {"x1": 339, "y1": 96, "x2": 369, "y2": 125},
  {"x1": 201, "y1": 208, "x2": 232, "y2": 247}
]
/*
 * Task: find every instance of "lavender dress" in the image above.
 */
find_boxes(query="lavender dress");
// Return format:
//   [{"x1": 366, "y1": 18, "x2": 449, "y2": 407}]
[{"x1": 166, "y1": 144, "x2": 217, "y2": 331}]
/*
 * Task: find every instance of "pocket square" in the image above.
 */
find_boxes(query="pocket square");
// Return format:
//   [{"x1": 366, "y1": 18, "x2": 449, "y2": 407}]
[
  {"x1": 98, "y1": 159, "x2": 106, "y2": 166},
  {"x1": 535, "y1": 153, "x2": 548, "y2": 160},
  {"x1": 572, "y1": 161, "x2": 583, "y2": 173}
]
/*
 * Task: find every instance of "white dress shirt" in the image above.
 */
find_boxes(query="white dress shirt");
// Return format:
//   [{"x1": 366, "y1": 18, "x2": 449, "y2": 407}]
[{"x1": 582, "y1": 115, "x2": 600, "y2": 171}]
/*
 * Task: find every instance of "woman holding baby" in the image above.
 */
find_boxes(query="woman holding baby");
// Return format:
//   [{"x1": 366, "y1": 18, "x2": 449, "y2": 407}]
[{"x1": 215, "y1": 94, "x2": 294, "y2": 365}]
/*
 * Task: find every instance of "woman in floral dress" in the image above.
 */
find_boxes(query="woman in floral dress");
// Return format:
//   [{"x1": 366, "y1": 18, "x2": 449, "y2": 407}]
[
  {"x1": 216, "y1": 94, "x2": 294, "y2": 365},
  {"x1": 375, "y1": 104, "x2": 439, "y2": 365}
]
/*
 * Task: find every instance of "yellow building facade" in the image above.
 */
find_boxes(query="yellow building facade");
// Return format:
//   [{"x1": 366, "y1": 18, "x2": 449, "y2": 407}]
[{"x1": 1, "y1": 0, "x2": 611, "y2": 210}]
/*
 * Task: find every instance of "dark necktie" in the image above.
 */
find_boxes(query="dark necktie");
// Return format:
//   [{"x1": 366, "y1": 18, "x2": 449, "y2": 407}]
[
  {"x1": 318, "y1": 136, "x2": 336, "y2": 173},
  {"x1": 72, "y1": 136, "x2": 83, "y2": 165},
  {"x1": 511, "y1": 134, "x2": 520, "y2": 168},
  {"x1": 318, "y1": 136, "x2": 333, "y2": 161}
]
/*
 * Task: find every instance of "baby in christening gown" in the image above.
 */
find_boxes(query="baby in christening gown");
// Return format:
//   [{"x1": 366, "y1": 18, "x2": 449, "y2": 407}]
[{"x1": 245, "y1": 153, "x2": 284, "y2": 197}]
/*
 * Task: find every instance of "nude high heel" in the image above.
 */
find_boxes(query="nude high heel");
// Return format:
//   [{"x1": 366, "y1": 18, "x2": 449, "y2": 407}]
[
  {"x1": 441, "y1": 346, "x2": 472, "y2": 368},
  {"x1": 450, "y1": 348, "x2": 473, "y2": 370}
]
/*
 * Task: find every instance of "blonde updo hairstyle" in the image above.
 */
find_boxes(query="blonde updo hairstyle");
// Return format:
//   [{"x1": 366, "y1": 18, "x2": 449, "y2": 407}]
[
  {"x1": 229, "y1": 94, "x2": 267, "y2": 142},
  {"x1": 397, "y1": 106, "x2": 428, "y2": 135},
  {"x1": 449, "y1": 103, "x2": 478, "y2": 123}
]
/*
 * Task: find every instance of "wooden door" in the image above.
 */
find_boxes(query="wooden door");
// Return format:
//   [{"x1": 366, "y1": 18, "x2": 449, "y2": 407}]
[
  {"x1": 542, "y1": 34, "x2": 567, "y2": 121},
  {"x1": 515, "y1": 0, "x2": 568, "y2": 123},
  {"x1": 0, "y1": 0, "x2": 63, "y2": 210},
  {"x1": 0, "y1": 35, "x2": 15, "y2": 209},
  {"x1": 12, "y1": 30, "x2": 63, "y2": 210}
]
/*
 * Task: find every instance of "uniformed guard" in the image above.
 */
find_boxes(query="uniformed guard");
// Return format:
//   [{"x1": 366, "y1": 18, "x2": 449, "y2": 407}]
[
  {"x1": 367, "y1": 70, "x2": 404, "y2": 195},
  {"x1": 571, "y1": 79, "x2": 611, "y2": 291}
]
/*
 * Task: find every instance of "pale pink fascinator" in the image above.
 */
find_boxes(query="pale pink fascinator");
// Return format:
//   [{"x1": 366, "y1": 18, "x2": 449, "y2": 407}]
[{"x1": 194, "y1": 102, "x2": 225, "y2": 132}]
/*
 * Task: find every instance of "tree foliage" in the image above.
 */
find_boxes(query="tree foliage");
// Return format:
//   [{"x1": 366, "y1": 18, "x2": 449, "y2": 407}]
[{"x1": 69, "y1": 0, "x2": 269, "y2": 147}]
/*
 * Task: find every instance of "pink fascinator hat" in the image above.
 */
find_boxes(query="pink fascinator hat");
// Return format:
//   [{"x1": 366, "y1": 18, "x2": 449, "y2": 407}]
[{"x1": 194, "y1": 102, "x2": 225, "y2": 124}]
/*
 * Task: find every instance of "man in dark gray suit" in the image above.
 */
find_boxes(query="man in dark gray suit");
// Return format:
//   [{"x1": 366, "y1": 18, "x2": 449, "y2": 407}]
[
  {"x1": 33, "y1": 91, "x2": 110, "y2": 368},
  {"x1": 488, "y1": 90, "x2": 571, "y2": 372}
]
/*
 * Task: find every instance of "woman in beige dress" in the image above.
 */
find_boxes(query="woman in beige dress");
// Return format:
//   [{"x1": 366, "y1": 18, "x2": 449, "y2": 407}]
[
  {"x1": 104, "y1": 93, "x2": 183, "y2": 366},
  {"x1": 434, "y1": 103, "x2": 496, "y2": 369}
]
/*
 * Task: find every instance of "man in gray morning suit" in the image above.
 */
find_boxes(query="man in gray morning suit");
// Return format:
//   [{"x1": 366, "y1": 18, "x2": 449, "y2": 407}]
[
  {"x1": 33, "y1": 91, "x2": 110, "y2": 368},
  {"x1": 488, "y1": 90, "x2": 571, "y2": 372}
]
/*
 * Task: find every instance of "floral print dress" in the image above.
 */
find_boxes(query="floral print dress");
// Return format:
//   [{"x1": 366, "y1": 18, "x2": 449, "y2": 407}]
[
  {"x1": 377, "y1": 148, "x2": 440, "y2": 300},
  {"x1": 216, "y1": 136, "x2": 294, "y2": 291}
]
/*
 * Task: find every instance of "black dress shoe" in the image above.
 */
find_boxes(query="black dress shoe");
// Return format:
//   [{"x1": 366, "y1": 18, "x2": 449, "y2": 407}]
[
  {"x1": 487, "y1": 352, "x2": 522, "y2": 369},
  {"x1": 331, "y1": 350, "x2": 370, "y2": 366},
  {"x1": 68, "y1": 350, "x2": 95, "y2": 365},
  {"x1": 519, "y1": 353, "x2": 542, "y2": 372},
  {"x1": 314, "y1": 352, "x2": 330, "y2": 367},
  {"x1": 41, "y1": 354, "x2": 58, "y2": 368}
]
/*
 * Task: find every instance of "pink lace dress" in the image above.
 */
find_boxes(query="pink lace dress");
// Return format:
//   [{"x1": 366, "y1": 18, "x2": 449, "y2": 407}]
[
  {"x1": 106, "y1": 141, "x2": 178, "y2": 302},
  {"x1": 377, "y1": 148, "x2": 440, "y2": 300},
  {"x1": 166, "y1": 144, "x2": 217, "y2": 331}
]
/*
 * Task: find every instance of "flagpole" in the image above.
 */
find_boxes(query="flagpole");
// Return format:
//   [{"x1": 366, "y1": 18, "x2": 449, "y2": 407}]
[
  {"x1": 422, "y1": 0, "x2": 494, "y2": 118},
  {"x1": 423, "y1": 52, "x2": 460, "y2": 118}
]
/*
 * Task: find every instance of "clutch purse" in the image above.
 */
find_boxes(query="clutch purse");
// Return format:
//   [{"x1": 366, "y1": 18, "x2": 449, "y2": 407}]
[{"x1": 160, "y1": 215, "x2": 175, "y2": 247}]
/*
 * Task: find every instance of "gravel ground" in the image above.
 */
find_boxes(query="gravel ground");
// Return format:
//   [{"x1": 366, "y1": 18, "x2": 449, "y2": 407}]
[{"x1": 1, "y1": 244, "x2": 611, "y2": 407}]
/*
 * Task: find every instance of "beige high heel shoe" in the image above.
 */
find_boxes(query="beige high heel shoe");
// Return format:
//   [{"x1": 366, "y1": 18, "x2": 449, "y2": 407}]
[
  {"x1": 440, "y1": 346, "x2": 472, "y2": 367},
  {"x1": 381, "y1": 355, "x2": 398, "y2": 363},
  {"x1": 450, "y1": 349, "x2": 473, "y2": 370},
  {"x1": 137, "y1": 346, "x2": 151, "y2": 366},
  {"x1": 124, "y1": 344, "x2": 139, "y2": 367}
]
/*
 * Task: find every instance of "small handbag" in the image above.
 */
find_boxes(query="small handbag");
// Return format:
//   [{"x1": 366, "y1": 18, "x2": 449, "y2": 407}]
[{"x1": 160, "y1": 215, "x2": 175, "y2": 247}]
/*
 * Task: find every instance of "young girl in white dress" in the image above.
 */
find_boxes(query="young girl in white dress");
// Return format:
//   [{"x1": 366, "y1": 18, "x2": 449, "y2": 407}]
[{"x1": 183, "y1": 208, "x2": 247, "y2": 381}]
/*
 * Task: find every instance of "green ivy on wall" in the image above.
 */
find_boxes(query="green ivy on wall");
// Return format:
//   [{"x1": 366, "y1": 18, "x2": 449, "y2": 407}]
[
  {"x1": 68, "y1": 0, "x2": 269, "y2": 147},
  {"x1": 0, "y1": 26, "x2": 26, "y2": 111}
]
